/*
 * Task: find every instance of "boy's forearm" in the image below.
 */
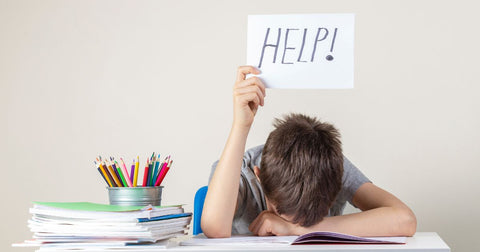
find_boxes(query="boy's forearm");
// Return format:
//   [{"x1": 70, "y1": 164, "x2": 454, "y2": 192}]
[
  {"x1": 294, "y1": 206, "x2": 417, "y2": 237},
  {"x1": 201, "y1": 124, "x2": 250, "y2": 237},
  {"x1": 203, "y1": 65, "x2": 264, "y2": 237}
]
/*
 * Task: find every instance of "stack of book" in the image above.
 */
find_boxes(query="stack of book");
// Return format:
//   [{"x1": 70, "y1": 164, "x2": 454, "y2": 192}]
[{"x1": 15, "y1": 202, "x2": 191, "y2": 250}]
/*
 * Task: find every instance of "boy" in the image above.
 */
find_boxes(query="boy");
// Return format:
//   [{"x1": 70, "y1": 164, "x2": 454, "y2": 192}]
[{"x1": 202, "y1": 66, "x2": 416, "y2": 237}]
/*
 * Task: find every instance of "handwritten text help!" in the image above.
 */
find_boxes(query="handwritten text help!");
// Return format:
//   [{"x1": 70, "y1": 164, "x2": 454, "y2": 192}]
[{"x1": 247, "y1": 14, "x2": 354, "y2": 89}]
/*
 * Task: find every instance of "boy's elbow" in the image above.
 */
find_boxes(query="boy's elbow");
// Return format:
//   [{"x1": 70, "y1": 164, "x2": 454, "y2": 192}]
[
  {"x1": 201, "y1": 218, "x2": 232, "y2": 238},
  {"x1": 397, "y1": 207, "x2": 417, "y2": 237}
]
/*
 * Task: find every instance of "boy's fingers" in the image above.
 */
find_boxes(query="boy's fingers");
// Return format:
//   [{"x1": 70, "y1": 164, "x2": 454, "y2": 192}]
[
  {"x1": 249, "y1": 220, "x2": 258, "y2": 235},
  {"x1": 250, "y1": 94, "x2": 261, "y2": 110},
  {"x1": 257, "y1": 219, "x2": 273, "y2": 236},
  {"x1": 249, "y1": 212, "x2": 264, "y2": 234},
  {"x1": 251, "y1": 218, "x2": 263, "y2": 235},
  {"x1": 257, "y1": 225, "x2": 270, "y2": 236},
  {"x1": 250, "y1": 103, "x2": 258, "y2": 115},
  {"x1": 235, "y1": 76, "x2": 266, "y2": 97},
  {"x1": 236, "y1": 65, "x2": 261, "y2": 83},
  {"x1": 236, "y1": 76, "x2": 266, "y2": 91},
  {"x1": 237, "y1": 92, "x2": 261, "y2": 109},
  {"x1": 234, "y1": 85, "x2": 265, "y2": 106}
]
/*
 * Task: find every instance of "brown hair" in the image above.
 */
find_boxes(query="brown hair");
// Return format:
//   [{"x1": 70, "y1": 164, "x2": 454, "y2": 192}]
[{"x1": 259, "y1": 113, "x2": 343, "y2": 227}]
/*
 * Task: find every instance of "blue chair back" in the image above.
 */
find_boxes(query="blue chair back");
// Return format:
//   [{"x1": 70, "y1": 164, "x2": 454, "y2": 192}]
[{"x1": 193, "y1": 186, "x2": 208, "y2": 235}]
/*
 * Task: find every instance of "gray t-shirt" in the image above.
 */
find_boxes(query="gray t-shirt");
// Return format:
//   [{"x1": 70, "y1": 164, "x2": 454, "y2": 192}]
[{"x1": 209, "y1": 145, "x2": 371, "y2": 235}]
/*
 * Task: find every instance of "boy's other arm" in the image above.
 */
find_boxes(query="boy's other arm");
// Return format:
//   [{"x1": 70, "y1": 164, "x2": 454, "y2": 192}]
[
  {"x1": 201, "y1": 66, "x2": 265, "y2": 238},
  {"x1": 250, "y1": 183, "x2": 417, "y2": 237},
  {"x1": 304, "y1": 182, "x2": 417, "y2": 236}
]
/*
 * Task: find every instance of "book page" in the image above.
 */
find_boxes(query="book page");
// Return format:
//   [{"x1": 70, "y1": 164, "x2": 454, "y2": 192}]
[{"x1": 180, "y1": 234, "x2": 297, "y2": 246}]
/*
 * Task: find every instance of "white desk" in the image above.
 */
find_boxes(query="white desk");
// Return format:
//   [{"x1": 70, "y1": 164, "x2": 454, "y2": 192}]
[
  {"x1": 166, "y1": 232, "x2": 450, "y2": 252},
  {"x1": 35, "y1": 232, "x2": 450, "y2": 252}
]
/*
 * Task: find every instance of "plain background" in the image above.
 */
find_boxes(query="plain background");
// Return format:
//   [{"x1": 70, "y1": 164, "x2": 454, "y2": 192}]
[{"x1": 1, "y1": 0, "x2": 479, "y2": 251}]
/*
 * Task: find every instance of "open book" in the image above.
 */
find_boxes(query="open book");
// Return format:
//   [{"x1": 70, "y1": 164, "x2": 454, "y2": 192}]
[
  {"x1": 292, "y1": 231, "x2": 406, "y2": 244},
  {"x1": 180, "y1": 231, "x2": 406, "y2": 246}
]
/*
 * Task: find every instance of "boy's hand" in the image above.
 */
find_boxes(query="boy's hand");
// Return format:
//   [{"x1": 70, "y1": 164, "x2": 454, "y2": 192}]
[
  {"x1": 249, "y1": 211, "x2": 302, "y2": 236},
  {"x1": 233, "y1": 66, "x2": 266, "y2": 129}
]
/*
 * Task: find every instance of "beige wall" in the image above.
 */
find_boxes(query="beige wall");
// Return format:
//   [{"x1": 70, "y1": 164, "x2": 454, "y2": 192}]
[{"x1": 1, "y1": 0, "x2": 479, "y2": 251}]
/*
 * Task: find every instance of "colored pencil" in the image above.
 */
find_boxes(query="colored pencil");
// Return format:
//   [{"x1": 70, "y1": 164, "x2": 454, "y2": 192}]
[
  {"x1": 149, "y1": 153, "x2": 156, "y2": 186},
  {"x1": 152, "y1": 154, "x2": 160, "y2": 185},
  {"x1": 133, "y1": 156, "x2": 139, "y2": 187},
  {"x1": 130, "y1": 160, "x2": 135, "y2": 184},
  {"x1": 151, "y1": 156, "x2": 161, "y2": 186},
  {"x1": 106, "y1": 162, "x2": 122, "y2": 187},
  {"x1": 97, "y1": 167, "x2": 109, "y2": 186},
  {"x1": 155, "y1": 159, "x2": 165, "y2": 184},
  {"x1": 147, "y1": 158, "x2": 154, "y2": 186},
  {"x1": 96, "y1": 161, "x2": 113, "y2": 187},
  {"x1": 111, "y1": 161, "x2": 124, "y2": 186},
  {"x1": 155, "y1": 156, "x2": 169, "y2": 185},
  {"x1": 117, "y1": 168, "x2": 127, "y2": 187},
  {"x1": 97, "y1": 159, "x2": 115, "y2": 187},
  {"x1": 120, "y1": 158, "x2": 133, "y2": 187},
  {"x1": 142, "y1": 158, "x2": 149, "y2": 187},
  {"x1": 102, "y1": 162, "x2": 116, "y2": 187},
  {"x1": 155, "y1": 159, "x2": 172, "y2": 186},
  {"x1": 115, "y1": 161, "x2": 128, "y2": 187},
  {"x1": 155, "y1": 162, "x2": 168, "y2": 186}
]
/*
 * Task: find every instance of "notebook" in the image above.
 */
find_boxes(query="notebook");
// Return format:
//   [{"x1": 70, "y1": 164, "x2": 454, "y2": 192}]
[{"x1": 14, "y1": 201, "x2": 192, "y2": 249}]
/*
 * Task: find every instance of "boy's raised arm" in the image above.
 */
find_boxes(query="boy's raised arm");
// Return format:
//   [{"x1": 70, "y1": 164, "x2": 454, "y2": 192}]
[{"x1": 201, "y1": 66, "x2": 266, "y2": 238}]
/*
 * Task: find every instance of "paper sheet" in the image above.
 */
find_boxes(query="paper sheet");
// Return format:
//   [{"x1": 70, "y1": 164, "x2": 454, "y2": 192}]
[
  {"x1": 180, "y1": 234, "x2": 297, "y2": 246},
  {"x1": 247, "y1": 14, "x2": 355, "y2": 89}
]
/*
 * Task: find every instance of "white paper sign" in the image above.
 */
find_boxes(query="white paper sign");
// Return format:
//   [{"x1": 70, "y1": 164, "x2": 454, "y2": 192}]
[{"x1": 247, "y1": 14, "x2": 354, "y2": 89}]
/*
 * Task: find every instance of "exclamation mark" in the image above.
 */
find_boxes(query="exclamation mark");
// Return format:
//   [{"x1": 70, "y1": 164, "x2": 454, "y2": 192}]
[{"x1": 326, "y1": 28, "x2": 337, "y2": 61}]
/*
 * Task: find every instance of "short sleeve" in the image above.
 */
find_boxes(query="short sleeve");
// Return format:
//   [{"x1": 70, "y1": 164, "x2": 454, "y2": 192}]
[{"x1": 342, "y1": 156, "x2": 372, "y2": 207}]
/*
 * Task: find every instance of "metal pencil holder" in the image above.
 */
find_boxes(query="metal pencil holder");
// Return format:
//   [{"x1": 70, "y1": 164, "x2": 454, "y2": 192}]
[{"x1": 107, "y1": 186, "x2": 163, "y2": 206}]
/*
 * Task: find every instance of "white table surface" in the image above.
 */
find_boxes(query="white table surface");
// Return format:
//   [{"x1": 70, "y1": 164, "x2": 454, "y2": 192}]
[
  {"x1": 34, "y1": 232, "x2": 450, "y2": 252},
  {"x1": 165, "y1": 232, "x2": 450, "y2": 252}
]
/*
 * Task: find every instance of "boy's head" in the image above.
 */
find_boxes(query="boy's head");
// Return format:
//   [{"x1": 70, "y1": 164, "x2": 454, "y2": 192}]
[{"x1": 258, "y1": 113, "x2": 343, "y2": 227}]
